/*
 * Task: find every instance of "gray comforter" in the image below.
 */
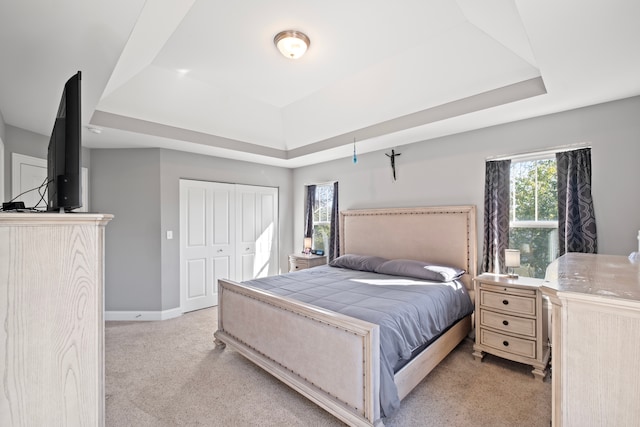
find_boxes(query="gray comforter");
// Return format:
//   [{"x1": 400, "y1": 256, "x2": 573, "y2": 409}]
[{"x1": 241, "y1": 264, "x2": 474, "y2": 417}]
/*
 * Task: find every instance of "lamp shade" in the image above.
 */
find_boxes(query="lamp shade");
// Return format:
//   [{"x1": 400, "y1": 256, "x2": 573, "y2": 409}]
[
  {"x1": 505, "y1": 249, "x2": 521, "y2": 268},
  {"x1": 304, "y1": 237, "x2": 312, "y2": 250}
]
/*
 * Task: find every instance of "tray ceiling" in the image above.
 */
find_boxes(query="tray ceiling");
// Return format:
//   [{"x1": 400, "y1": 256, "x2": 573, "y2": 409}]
[{"x1": 1, "y1": 0, "x2": 639, "y2": 167}]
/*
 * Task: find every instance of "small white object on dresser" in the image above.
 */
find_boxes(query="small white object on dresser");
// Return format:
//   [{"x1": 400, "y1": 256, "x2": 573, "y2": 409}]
[
  {"x1": 472, "y1": 273, "x2": 550, "y2": 381},
  {"x1": 288, "y1": 253, "x2": 327, "y2": 272}
]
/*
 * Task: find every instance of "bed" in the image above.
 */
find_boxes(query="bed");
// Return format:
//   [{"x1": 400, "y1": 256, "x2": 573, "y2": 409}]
[{"x1": 213, "y1": 205, "x2": 477, "y2": 426}]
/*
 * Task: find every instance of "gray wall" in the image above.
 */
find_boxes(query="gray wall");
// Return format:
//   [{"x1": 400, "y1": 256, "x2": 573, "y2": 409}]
[
  {"x1": 0, "y1": 110, "x2": 5, "y2": 141},
  {"x1": 5, "y1": 125, "x2": 49, "y2": 158},
  {"x1": 293, "y1": 96, "x2": 640, "y2": 261},
  {"x1": 91, "y1": 148, "x2": 163, "y2": 311},
  {"x1": 92, "y1": 147, "x2": 293, "y2": 312}
]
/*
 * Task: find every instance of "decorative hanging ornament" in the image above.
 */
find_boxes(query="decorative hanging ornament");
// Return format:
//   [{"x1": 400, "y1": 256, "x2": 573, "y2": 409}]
[{"x1": 352, "y1": 138, "x2": 358, "y2": 164}]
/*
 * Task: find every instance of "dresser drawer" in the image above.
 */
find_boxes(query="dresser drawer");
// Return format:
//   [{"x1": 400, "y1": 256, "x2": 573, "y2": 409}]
[
  {"x1": 480, "y1": 309, "x2": 536, "y2": 337},
  {"x1": 480, "y1": 290, "x2": 536, "y2": 316},
  {"x1": 480, "y1": 329, "x2": 536, "y2": 359},
  {"x1": 479, "y1": 282, "x2": 536, "y2": 296}
]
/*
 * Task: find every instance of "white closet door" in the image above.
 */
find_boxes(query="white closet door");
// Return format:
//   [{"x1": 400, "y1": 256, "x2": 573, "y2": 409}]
[
  {"x1": 235, "y1": 184, "x2": 279, "y2": 281},
  {"x1": 180, "y1": 180, "x2": 235, "y2": 312}
]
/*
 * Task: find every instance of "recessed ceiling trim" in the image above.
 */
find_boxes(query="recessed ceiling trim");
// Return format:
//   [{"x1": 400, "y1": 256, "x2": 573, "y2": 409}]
[
  {"x1": 91, "y1": 76, "x2": 546, "y2": 163},
  {"x1": 90, "y1": 110, "x2": 288, "y2": 159},
  {"x1": 287, "y1": 76, "x2": 547, "y2": 159}
]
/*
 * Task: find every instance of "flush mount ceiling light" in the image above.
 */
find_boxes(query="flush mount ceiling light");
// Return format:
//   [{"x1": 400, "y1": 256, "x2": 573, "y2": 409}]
[{"x1": 274, "y1": 30, "x2": 310, "y2": 59}]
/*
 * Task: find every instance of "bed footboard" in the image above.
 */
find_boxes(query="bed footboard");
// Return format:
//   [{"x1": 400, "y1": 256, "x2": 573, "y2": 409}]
[{"x1": 214, "y1": 279, "x2": 382, "y2": 427}]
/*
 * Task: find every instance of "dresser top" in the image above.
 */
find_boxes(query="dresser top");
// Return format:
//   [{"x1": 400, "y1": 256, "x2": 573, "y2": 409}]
[
  {"x1": 475, "y1": 273, "x2": 545, "y2": 289},
  {"x1": 543, "y1": 253, "x2": 640, "y2": 302},
  {"x1": 0, "y1": 212, "x2": 113, "y2": 226}
]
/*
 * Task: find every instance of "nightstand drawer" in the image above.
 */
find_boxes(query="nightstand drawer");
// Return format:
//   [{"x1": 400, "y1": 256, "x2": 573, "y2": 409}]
[
  {"x1": 480, "y1": 329, "x2": 536, "y2": 359},
  {"x1": 290, "y1": 261, "x2": 304, "y2": 271},
  {"x1": 480, "y1": 309, "x2": 536, "y2": 337},
  {"x1": 480, "y1": 290, "x2": 536, "y2": 316},
  {"x1": 289, "y1": 254, "x2": 327, "y2": 272}
]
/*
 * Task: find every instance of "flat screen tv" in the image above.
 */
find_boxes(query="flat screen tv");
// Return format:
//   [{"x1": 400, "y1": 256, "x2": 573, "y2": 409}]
[{"x1": 47, "y1": 71, "x2": 82, "y2": 212}]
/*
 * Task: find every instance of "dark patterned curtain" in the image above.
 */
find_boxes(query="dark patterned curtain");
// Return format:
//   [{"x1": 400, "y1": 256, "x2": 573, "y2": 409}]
[
  {"x1": 557, "y1": 148, "x2": 597, "y2": 255},
  {"x1": 328, "y1": 181, "x2": 340, "y2": 261},
  {"x1": 304, "y1": 185, "x2": 316, "y2": 239},
  {"x1": 481, "y1": 160, "x2": 511, "y2": 273}
]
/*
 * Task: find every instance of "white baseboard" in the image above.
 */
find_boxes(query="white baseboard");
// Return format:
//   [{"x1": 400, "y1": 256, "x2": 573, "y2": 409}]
[{"x1": 105, "y1": 307, "x2": 183, "y2": 321}]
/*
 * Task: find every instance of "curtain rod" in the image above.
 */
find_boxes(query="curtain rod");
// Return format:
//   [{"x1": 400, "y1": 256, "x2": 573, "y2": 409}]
[
  {"x1": 304, "y1": 180, "x2": 337, "y2": 187},
  {"x1": 486, "y1": 142, "x2": 591, "y2": 162}
]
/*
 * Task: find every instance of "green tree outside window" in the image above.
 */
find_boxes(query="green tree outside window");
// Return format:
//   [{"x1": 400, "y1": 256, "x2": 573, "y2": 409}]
[{"x1": 509, "y1": 158, "x2": 558, "y2": 278}]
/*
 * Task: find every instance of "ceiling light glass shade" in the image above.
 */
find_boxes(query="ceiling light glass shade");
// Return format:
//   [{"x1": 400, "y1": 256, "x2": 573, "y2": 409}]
[{"x1": 274, "y1": 30, "x2": 310, "y2": 59}]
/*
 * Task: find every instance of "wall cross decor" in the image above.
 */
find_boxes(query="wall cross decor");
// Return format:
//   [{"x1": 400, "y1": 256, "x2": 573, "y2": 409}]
[{"x1": 385, "y1": 149, "x2": 401, "y2": 181}]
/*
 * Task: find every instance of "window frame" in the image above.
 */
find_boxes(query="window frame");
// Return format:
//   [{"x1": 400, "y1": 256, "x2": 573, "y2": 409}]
[
  {"x1": 508, "y1": 154, "x2": 559, "y2": 278},
  {"x1": 310, "y1": 183, "x2": 334, "y2": 251}
]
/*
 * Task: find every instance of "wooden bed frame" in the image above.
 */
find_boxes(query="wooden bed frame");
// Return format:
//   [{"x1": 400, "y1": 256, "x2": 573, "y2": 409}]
[{"x1": 214, "y1": 205, "x2": 477, "y2": 426}]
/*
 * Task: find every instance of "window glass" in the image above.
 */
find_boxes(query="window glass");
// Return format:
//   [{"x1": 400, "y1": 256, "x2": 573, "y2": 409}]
[
  {"x1": 509, "y1": 158, "x2": 558, "y2": 278},
  {"x1": 312, "y1": 184, "x2": 333, "y2": 251}
]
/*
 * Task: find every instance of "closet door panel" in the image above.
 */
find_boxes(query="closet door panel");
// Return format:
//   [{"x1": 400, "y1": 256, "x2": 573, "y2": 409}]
[
  {"x1": 236, "y1": 185, "x2": 278, "y2": 280},
  {"x1": 180, "y1": 180, "x2": 235, "y2": 312},
  {"x1": 257, "y1": 192, "x2": 277, "y2": 277}
]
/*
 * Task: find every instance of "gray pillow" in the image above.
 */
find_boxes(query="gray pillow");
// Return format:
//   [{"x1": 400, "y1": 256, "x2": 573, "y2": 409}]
[
  {"x1": 329, "y1": 254, "x2": 389, "y2": 272},
  {"x1": 374, "y1": 259, "x2": 465, "y2": 282}
]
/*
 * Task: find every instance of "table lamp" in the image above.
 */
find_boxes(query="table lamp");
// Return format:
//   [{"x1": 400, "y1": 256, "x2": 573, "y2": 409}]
[
  {"x1": 303, "y1": 237, "x2": 312, "y2": 254},
  {"x1": 505, "y1": 249, "x2": 520, "y2": 278}
]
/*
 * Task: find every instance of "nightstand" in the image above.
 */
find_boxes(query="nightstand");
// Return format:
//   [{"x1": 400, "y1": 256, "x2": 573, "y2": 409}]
[
  {"x1": 472, "y1": 273, "x2": 550, "y2": 381},
  {"x1": 289, "y1": 253, "x2": 327, "y2": 272}
]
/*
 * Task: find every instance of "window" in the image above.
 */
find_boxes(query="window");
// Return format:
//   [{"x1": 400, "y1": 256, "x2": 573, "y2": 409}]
[
  {"x1": 509, "y1": 157, "x2": 558, "y2": 278},
  {"x1": 311, "y1": 184, "x2": 334, "y2": 252}
]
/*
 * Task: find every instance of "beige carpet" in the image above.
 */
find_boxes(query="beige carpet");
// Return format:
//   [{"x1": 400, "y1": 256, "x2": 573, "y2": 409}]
[{"x1": 105, "y1": 307, "x2": 551, "y2": 426}]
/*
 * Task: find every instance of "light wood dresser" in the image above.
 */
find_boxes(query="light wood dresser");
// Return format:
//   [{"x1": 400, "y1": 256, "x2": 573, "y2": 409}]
[
  {"x1": 0, "y1": 213, "x2": 112, "y2": 426},
  {"x1": 542, "y1": 253, "x2": 640, "y2": 427},
  {"x1": 288, "y1": 253, "x2": 327, "y2": 272},
  {"x1": 473, "y1": 273, "x2": 550, "y2": 381}
]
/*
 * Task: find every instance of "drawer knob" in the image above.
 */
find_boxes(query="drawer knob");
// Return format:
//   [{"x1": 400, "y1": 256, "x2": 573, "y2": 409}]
[
  {"x1": 502, "y1": 299, "x2": 509, "y2": 305},
  {"x1": 502, "y1": 320, "x2": 509, "y2": 326},
  {"x1": 503, "y1": 341, "x2": 509, "y2": 347}
]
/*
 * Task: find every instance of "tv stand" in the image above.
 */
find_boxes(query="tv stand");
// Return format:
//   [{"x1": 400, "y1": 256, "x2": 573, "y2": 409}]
[{"x1": 0, "y1": 213, "x2": 113, "y2": 425}]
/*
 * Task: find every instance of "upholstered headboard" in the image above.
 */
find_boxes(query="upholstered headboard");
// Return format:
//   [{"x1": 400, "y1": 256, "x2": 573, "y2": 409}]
[{"x1": 339, "y1": 205, "x2": 477, "y2": 290}]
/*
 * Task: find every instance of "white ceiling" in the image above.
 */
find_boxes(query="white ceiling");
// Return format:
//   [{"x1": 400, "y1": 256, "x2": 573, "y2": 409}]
[{"x1": 1, "y1": 0, "x2": 639, "y2": 168}]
